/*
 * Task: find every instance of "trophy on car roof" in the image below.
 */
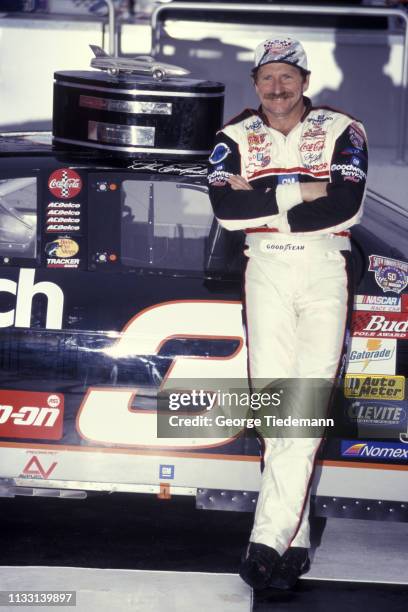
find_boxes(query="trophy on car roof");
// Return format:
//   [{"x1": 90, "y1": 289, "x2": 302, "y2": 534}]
[
  {"x1": 52, "y1": 0, "x2": 224, "y2": 158},
  {"x1": 89, "y1": 45, "x2": 190, "y2": 80}
]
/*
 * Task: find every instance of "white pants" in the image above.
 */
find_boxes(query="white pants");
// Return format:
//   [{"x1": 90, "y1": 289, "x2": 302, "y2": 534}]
[{"x1": 244, "y1": 241, "x2": 351, "y2": 554}]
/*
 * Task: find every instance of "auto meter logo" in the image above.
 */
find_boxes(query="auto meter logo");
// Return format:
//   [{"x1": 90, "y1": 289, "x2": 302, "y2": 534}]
[
  {"x1": 48, "y1": 168, "x2": 82, "y2": 199},
  {"x1": 341, "y1": 440, "x2": 408, "y2": 461},
  {"x1": 0, "y1": 390, "x2": 64, "y2": 440},
  {"x1": 344, "y1": 374, "x2": 405, "y2": 400}
]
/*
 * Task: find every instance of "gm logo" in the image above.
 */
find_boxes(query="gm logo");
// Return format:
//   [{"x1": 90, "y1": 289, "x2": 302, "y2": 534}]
[
  {"x1": 159, "y1": 464, "x2": 175, "y2": 480},
  {"x1": 278, "y1": 174, "x2": 299, "y2": 185}
]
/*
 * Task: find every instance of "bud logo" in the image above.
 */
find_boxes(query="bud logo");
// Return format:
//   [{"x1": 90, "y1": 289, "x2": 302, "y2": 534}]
[
  {"x1": 354, "y1": 295, "x2": 401, "y2": 312},
  {"x1": 346, "y1": 338, "x2": 396, "y2": 374},
  {"x1": 0, "y1": 390, "x2": 64, "y2": 439},
  {"x1": 48, "y1": 168, "x2": 82, "y2": 199},
  {"x1": 341, "y1": 440, "x2": 408, "y2": 462},
  {"x1": 0, "y1": 269, "x2": 64, "y2": 329},
  {"x1": 21, "y1": 456, "x2": 58, "y2": 479},
  {"x1": 344, "y1": 375, "x2": 405, "y2": 400},
  {"x1": 352, "y1": 312, "x2": 408, "y2": 339}
]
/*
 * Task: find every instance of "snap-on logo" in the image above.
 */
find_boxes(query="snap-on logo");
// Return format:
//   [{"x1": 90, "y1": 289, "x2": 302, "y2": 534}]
[
  {"x1": 0, "y1": 390, "x2": 64, "y2": 440},
  {"x1": 48, "y1": 169, "x2": 82, "y2": 199}
]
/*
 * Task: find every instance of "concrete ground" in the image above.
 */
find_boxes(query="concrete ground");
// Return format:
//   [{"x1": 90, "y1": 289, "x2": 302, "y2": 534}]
[{"x1": 0, "y1": 494, "x2": 407, "y2": 611}]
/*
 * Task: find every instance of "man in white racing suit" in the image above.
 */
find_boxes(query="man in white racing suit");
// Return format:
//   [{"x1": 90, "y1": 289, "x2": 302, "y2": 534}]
[{"x1": 208, "y1": 36, "x2": 368, "y2": 590}]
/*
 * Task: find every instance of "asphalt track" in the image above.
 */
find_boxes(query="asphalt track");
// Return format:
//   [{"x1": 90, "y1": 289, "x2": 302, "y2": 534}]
[{"x1": 0, "y1": 494, "x2": 406, "y2": 611}]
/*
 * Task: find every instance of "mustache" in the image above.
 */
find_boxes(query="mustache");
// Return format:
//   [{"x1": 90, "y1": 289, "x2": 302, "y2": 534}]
[{"x1": 264, "y1": 92, "x2": 293, "y2": 100}]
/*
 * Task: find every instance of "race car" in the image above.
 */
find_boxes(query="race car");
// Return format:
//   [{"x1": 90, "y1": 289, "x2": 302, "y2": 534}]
[{"x1": 0, "y1": 132, "x2": 406, "y2": 521}]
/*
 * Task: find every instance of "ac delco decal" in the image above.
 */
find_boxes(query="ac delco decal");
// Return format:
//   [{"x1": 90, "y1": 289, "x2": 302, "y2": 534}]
[
  {"x1": 344, "y1": 375, "x2": 405, "y2": 400},
  {"x1": 0, "y1": 390, "x2": 64, "y2": 440},
  {"x1": 48, "y1": 169, "x2": 82, "y2": 200},
  {"x1": 351, "y1": 312, "x2": 408, "y2": 339}
]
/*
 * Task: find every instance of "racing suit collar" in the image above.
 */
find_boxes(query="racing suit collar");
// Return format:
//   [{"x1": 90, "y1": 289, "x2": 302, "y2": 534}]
[{"x1": 257, "y1": 96, "x2": 312, "y2": 127}]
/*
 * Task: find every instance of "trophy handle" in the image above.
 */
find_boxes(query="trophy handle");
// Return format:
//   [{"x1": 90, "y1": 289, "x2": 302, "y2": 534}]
[{"x1": 104, "y1": 0, "x2": 118, "y2": 57}]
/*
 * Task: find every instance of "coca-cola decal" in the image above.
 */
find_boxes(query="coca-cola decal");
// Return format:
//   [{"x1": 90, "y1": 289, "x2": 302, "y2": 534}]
[
  {"x1": 48, "y1": 168, "x2": 82, "y2": 200},
  {"x1": 299, "y1": 140, "x2": 325, "y2": 152}
]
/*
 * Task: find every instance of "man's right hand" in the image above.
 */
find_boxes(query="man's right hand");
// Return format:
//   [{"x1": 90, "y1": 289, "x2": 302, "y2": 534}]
[{"x1": 300, "y1": 181, "x2": 329, "y2": 202}]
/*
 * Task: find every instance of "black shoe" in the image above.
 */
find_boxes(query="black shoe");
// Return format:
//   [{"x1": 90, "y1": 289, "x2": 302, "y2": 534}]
[
  {"x1": 269, "y1": 547, "x2": 310, "y2": 590},
  {"x1": 239, "y1": 543, "x2": 281, "y2": 590}
]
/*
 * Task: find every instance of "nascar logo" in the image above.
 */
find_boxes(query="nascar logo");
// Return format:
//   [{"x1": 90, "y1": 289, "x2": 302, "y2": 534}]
[{"x1": 354, "y1": 295, "x2": 401, "y2": 312}]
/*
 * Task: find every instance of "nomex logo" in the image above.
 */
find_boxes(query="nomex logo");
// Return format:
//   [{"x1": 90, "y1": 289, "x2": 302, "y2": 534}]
[{"x1": 341, "y1": 440, "x2": 408, "y2": 461}]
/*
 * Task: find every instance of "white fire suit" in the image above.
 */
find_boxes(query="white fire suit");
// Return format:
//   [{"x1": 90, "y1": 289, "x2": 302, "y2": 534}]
[{"x1": 208, "y1": 98, "x2": 368, "y2": 554}]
